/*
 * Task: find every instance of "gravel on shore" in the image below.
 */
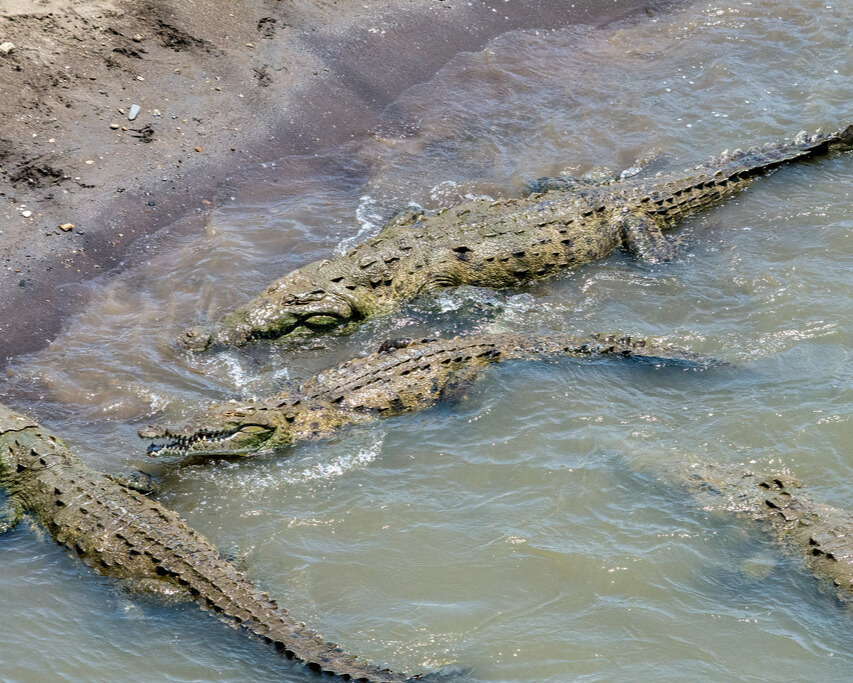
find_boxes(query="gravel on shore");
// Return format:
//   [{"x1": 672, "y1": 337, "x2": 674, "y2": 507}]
[{"x1": 0, "y1": 0, "x2": 687, "y2": 367}]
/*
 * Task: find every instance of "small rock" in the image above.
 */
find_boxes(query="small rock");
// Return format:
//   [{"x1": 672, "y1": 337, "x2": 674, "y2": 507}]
[
  {"x1": 128, "y1": 104, "x2": 141, "y2": 121},
  {"x1": 194, "y1": 147, "x2": 203, "y2": 152},
  {"x1": 0, "y1": 42, "x2": 15, "y2": 55},
  {"x1": 59, "y1": 223, "x2": 75, "y2": 232},
  {"x1": 21, "y1": 210, "x2": 32, "y2": 218},
  {"x1": 110, "y1": 123, "x2": 120, "y2": 129},
  {"x1": 136, "y1": 75, "x2": 145, "y2": 81}
]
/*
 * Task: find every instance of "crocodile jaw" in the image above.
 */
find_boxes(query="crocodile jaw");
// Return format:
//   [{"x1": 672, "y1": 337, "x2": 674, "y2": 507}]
[
  {"x1": 142, "y1": 424, "x2": 276, "y2": 457},
  {"x1": 178, "y1": 269, "x2": 359, "y2": 351},
  {"x1": 178, "y1": 303, "x2": 354, "y2": 351}
]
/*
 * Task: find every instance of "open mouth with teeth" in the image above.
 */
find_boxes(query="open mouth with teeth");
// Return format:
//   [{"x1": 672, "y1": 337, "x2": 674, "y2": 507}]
[{"x1": 141, "y1": 424, "x2": 276, "y2": 458}]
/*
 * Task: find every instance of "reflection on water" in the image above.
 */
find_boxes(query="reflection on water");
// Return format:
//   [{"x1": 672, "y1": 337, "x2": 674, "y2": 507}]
[{"x1": 2, "y1": 0, "x2": 853, "y2": 679}]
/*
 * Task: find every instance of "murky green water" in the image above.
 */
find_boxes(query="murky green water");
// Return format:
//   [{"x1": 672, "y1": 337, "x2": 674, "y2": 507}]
[{"x1": 3, "y1": 1, "x2": 853, "y2": 679}]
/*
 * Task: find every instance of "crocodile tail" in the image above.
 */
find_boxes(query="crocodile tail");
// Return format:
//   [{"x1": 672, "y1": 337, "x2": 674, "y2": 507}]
[
  {"x1": 236, "y1": 582, "x2": 452, "y2": 681},
  {"x1": 833, "y1": 123, "x2": 853, "y2": 148},
  {"x1": 707, "y1": 126, "x2": 853, "y2": 173},
  {"x1": 579, "y1": 333, "x2": 716, "y2": 367},
  {"x1": 493, "y1": 332, "x2": 717, "y2": 368},
  {"x1": 187, "y1": 563, "x2": 410, "y2": 681}
]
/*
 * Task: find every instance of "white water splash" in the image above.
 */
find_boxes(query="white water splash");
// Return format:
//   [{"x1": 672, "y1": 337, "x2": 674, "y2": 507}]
[
  {"x1": 334, "y1": 194, "x2": 387, "y2": 255},
  {"x1": 287, "y1": 439, "x2": 382, "y2": 483},
  {"x1": 219, "y1": 429, "x2": 386, "y2": 492},
  {"x1": 429, "y1": 179, "x2": 493, "y2": 205}
]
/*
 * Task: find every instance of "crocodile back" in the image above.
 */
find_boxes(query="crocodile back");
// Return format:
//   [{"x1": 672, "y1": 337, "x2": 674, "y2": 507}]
[
  {"x1": 299, "y1": 332, "x2": 701, "y2": 418},
  {"x1": 334, "y1": 191, "x2": 618, "y2": 305},
  {"x1": 1, "y1": 410, "x2": 410, "y2": 682},
  {"x1": 301, "y1": 335, "x2": 506, "y2": 415}
]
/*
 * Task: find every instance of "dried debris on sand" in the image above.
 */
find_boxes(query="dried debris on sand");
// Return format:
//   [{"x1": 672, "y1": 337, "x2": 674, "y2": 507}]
[{"x1": 0, "y1": 0, "x2": 684, "y2": 366}]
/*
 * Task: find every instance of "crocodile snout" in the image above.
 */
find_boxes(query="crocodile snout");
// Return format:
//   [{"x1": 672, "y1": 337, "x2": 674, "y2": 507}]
[
  {"x1": 138, "y1": 425, "x2": 166, "y2": 439},
  {"x1": 179, "y1": 325, "x2": 215, "y2": 351}
]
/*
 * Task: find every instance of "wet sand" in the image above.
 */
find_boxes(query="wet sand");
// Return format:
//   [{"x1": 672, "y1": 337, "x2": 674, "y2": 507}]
[{"x1": 0, "y1": 0, "x2": 688, "y2": 367}]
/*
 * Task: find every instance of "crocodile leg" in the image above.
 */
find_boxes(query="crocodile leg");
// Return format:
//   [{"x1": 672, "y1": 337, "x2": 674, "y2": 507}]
[
  {"x1": 0, "y1": 496, "x2": 24, "y2": 534},
  {"x1": 613, "y1": 208, "x2": 675, "y2": 263},
  {"x1": 106, "y1": 471, "x2": 159, "y2": 495},
  {"x1": 434, "y1": 364, "x2": 485, "y2": 404},
  {"x1": 525, "y1": 154, "x2": 665, "y2": 195}
]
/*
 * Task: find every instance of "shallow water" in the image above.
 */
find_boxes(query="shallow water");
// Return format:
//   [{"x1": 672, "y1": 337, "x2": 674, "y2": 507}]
[{"x1": 2, "y1": 0, "x2": 853, "y2": 679}]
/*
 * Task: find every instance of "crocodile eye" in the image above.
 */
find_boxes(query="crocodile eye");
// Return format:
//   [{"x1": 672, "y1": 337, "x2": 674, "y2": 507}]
[{"x1": 302, "y1": 315, "x2": 343, "y2": 329}]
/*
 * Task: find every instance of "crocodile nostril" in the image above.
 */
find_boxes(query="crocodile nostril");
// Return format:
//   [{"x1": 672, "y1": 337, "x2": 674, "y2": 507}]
[{"x1": 179, "y1": 326, "x2": 215, "y2": 351}]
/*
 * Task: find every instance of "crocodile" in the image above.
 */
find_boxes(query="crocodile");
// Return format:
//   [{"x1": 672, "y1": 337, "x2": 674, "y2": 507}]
[
  {"x1": 0, "y1": 404, "x2": 418, "y2": 682},
  {"x1": 144, "y1": 332, "x2": 715, "y2": 458},
  {"x1": 179, "y1": 126, "x2": 853, "y2": 351},
  {"x1": 681, "y1": 462, "x2": 853, "y2": 602}
]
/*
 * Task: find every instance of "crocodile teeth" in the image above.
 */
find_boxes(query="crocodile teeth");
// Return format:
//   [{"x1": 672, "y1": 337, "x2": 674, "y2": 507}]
[
  {"x1": 150, "y1": 428, "x2": 241, "y2": 455},
  {"x1": 147, "y1": 443, "x2": 165, "y2": 456}
]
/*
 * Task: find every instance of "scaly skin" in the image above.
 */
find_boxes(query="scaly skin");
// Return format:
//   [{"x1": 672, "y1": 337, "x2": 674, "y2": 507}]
[
  {"x1": 681, "y1": 463, "x2": 853, "y2": 602},
  {"x1": 143, "y1": 332, "x2": 715, "y2": 458},
  {"x1": 180, "y1": 126, "x2": 853, "y2": 351},
  {"x1": 0, "y1": 405, "x2": 416, "y2": 682}
]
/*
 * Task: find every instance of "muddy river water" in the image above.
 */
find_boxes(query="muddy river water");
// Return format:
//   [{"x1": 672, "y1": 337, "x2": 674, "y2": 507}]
[{"x1": 2, "y1": 0, "x2": 853, "y2": 679}]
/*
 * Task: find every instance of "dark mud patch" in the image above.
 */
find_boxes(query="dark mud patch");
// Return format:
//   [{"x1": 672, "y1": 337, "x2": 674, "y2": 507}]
[{"x1": 0, "y1": 0, "x2": 692, "y2": 370}]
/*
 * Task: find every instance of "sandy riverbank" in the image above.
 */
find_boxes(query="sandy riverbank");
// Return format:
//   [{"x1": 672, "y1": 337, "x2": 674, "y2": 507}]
[{"x1": 0, "y1": 0, "x2": 687, "y2": 367}]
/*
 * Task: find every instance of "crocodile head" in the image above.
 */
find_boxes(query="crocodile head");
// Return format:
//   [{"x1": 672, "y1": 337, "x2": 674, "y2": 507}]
[
  {"x1": 0, "y1": 406, "x2": 75, "y2": 481},
  {"x1": 140, "y1": 403, "x2": 290, "y2": 457},
  {"x1": 179, "y1": 267, "x2": 360, "y2": 351}
]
